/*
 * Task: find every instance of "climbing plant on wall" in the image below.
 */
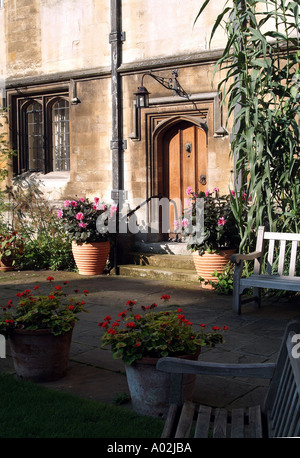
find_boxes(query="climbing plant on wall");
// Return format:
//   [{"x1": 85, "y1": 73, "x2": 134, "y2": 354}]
[{"x1": 196, "y1": 0, "x2": 300, "y2": 251}]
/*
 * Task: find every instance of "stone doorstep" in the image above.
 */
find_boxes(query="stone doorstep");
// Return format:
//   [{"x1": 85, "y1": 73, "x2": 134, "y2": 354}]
[
  {"x1": 117, "y1": 264, "x2": 199, "y2": 283},
  {"x1": 115, "y1": 249, "x2": 199, "y2": 283},
  {"x1": 130, "y1": 252, "x2": 195, "y2": 269}
]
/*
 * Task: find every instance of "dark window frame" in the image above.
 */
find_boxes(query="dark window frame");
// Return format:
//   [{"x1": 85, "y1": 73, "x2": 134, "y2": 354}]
[{"x1": 11, "y1": 89, "x2": 70, "y2": 175}]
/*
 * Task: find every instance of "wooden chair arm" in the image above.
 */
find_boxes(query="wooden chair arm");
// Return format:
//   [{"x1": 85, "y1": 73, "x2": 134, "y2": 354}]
[
  {"x1": 156, "y1": 357, "x2": 275, "y2": 379},
  {"x1": 231, "y1": 251, "x2": 262, "y2": 264}
]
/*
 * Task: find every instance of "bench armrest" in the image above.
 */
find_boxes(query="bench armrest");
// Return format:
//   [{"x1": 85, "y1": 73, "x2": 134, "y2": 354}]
[
  {"x1": 156, "y1": 357, "x2": 275, "y2": 379},
  {"x1": 231, "y1": 251, "x2": 262, "y2": 264}
]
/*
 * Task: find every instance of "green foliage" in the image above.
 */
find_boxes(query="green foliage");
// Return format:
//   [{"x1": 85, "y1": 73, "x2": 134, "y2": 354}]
[
  {"x1": 5, "y1": 172, "x2": 75, "y2": 271},
  {"x1": 112, "y1": 392, "x2": 131, "y2": 405},
  {"x1": 100, "y1": 295, "x2": 227, "y2": 365},
  {"x1": 205, "y1": 262, "x2": 235, "y2": 295},
  {"x1": 196, "y1": 0, "x2": 300, "y2": 251},
  {"x1": 0, "y1": 276, "x2": 88, "y2": 337},
  {"x1": 19, "y1": 233, "x2": 75, "y2": 271},
  {"x1": 0, "y1": 228, "x2": 24, "y2": 263}
]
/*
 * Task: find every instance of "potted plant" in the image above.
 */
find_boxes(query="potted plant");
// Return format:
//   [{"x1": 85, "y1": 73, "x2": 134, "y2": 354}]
[
  {"x1": 178, "y1": 187, "x2": 248, "y2": 288},
  {"x1": 0, "y1": 276, "x2": 88, "y2": 381},
  {"x1": 99, "y1": 294, "x2": 228, "y2": 417},
  {"x1": 57, "y1": 196, "x2": 115, "y2": 275},
  {"x1": 0, "y1": 228, "x2": 24, "y2": 271}
]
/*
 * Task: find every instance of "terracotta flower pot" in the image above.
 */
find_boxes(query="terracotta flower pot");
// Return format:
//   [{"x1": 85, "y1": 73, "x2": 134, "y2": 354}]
[
  {"x1": 8, "y1": 327, "x2": 74, "y2": 382},
  {"x1": 72, "y1": 241, "x2": 110, "y2": 275},
  {"x1": 0, "y1": 258, "x2": 14, "y2": 272},
  {"x1": 125, "y1": 351, "x2": 199, "y2": 418},
  {"x1": 193, "y1": 249, "x2": 235, "y2": 289}
]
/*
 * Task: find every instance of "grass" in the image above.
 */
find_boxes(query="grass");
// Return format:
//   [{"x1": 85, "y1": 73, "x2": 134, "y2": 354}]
[{"x1": 0, "y1": 373, "x2": 164, "y2": 438}]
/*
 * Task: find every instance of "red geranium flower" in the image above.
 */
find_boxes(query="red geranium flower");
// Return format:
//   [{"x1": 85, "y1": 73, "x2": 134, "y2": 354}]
[{"x1": 125, "y1": 322, "x2": 136, "y2": 328}]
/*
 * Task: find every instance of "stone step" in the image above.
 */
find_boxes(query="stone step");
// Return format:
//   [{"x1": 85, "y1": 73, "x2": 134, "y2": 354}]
[
  {"x1": 133, "y1": 241, "x2": 190, "y2": 255},
  {"x1": 129, "y1": 252, "x2": 195, "y2": 270},
  {"x1": 117, "y1": 264, "x2": 199, "y2": 283}
]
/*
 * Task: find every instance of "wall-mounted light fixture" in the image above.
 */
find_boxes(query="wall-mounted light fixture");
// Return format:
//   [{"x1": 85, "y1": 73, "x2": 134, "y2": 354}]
[
  {"x1": 134, "y1": 69, "x2": 189, "y2": 109},
  {"x1": 129, "y1": 69, "x2": 190, "y2": 140},
  {"x1": 70, "y1": 79, "x2": 81, "y2": 105}
]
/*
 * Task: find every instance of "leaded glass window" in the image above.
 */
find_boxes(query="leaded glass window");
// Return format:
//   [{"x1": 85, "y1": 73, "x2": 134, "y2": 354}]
[
  {"x1": 26, "y1": 101, "x2": 43, "y2": 171},
  {"x1": 52, "y1": 99, "x2": 70, "y2": 171}
]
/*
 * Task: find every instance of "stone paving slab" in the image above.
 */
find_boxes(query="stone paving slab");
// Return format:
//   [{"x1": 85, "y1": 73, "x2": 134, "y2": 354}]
[{"x1": 1, "y1": 270, "x2": 299, "y2": 412}]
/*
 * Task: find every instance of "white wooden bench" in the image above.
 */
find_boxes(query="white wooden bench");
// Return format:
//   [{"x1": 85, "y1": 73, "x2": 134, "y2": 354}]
[
  {"x1": 230, "y1": 226, "x2": 300, "y2": 314},
  {"x1": 156, "y1": 321, "x2": 300, "y2": 438}
]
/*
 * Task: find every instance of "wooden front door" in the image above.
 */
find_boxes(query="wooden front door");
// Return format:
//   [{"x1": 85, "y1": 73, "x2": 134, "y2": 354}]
[{"x1": 158, "y1": 121, "x2": 207, "y2": 237}]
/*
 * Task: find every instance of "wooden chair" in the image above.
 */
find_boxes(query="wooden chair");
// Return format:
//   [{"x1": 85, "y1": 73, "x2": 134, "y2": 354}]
[
  {"x1": 156, "y1": 321, "x2": 300, "y2": 438},
  {"x1": 231, "y1": 226, "x2": 300, "y2": 314}
]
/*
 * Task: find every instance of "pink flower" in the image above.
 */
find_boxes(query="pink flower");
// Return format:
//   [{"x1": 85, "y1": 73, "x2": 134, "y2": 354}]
[
  {"x1": 182, "y1": 218, "x2": 189, "y2": 227},
  {"x1": 79, "y1": 197, "x2": 85, "y2": 202},
  {"x1": 213, "y1": 187, "x2": 219, "y2": 193},
  {"x1": 94, "y1": 197, "x2": 100, "y2": 204},
  {"x1": 174, "y1": 220, "x2": 180, "y2": 229},
  {"x1": 110, "y1": 205, "x2": 117, "y2": 217},
  {"x1": 186, "y1": 186, "x2": 192, "y2": 196},
  {"x1": 205, "y1": 189, "x2": 210, "y2": 197},
  {"x1": 218, "y1": 217, "x2": 226, "y2": 226},
  {"x1": 76, "y1": 212, "x2": 84, "y2": 220},
  {"x1": 101, "y1": 204, "x2": 107, "y2": 211},
  {"x1": 64, "y1": 200, "x2": 70, "y2": 207},
  {"x1": 79, "y1": 222, "x2": 87, "y2": 228},
  {"x1": 57, "y1": 209, "x2": 63, "y2": 218},
  {"x1": 71, "y1": 201, "x2": 78, "y2": 207},
  {"x1": 230, "y1": 190, "x2": 235, "y2": 197}
]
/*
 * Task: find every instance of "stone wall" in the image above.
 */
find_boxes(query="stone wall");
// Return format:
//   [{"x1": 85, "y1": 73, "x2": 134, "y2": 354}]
[{"x1": 2, "y1": 0, "x2": 233, "y2": 240}]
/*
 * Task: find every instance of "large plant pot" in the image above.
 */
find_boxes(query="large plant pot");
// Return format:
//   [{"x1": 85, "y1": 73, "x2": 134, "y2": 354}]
[
  {"x1": 0, "y1": 258, "x2": 14, "y2": 272},
  {"x1": 193, "y1": 249, "x2": 235, "y2": 289},
  {"x1": 125, "y1": 352, "x2": 199, "y2": 418},
  {"x1": 8, "y1": 327, "x2": 73, "y2": 382},
  {"x1": 72, "y1": 241, "x2": 110, "y2": 275}
]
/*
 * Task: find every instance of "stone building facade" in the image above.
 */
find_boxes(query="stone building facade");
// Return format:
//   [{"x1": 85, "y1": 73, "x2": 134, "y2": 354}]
[{"x1": 1, "y1": 0, "x2": 233, "y2": 249}]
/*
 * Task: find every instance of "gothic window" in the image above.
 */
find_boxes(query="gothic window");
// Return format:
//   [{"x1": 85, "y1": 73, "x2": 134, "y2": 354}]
[{"x1": 18, "y1": 95, "x2": 70, "y2": 174}]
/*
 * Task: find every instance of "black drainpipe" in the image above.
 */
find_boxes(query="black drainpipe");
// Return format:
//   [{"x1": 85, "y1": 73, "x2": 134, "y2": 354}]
[{"x1": 110, "y1": 0, "x2": 126, "y2": 275}]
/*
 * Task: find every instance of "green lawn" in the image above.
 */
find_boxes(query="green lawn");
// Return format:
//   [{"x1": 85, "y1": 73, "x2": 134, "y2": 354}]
[{"x1": 0, "y1": 373, "x2": 164, "y2": 438}]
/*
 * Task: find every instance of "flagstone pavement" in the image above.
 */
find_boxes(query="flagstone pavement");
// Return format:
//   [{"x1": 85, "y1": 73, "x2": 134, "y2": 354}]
[{"x1": 1, "y1": 269, "x2": 299, "y2": 413}]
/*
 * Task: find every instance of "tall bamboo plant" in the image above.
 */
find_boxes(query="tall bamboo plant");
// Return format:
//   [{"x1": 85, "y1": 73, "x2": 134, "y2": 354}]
[{"x1": 196, "y1": 0, "x2": 300, "y2": 251}]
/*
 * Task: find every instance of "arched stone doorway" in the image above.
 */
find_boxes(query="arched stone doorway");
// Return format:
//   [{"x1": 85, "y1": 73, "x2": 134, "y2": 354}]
[{"x1": 153, "y1": 117, "x2": 207, "y2": 239}]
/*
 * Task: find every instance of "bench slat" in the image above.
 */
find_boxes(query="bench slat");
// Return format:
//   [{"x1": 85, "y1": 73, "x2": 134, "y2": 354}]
[
  {"x1": 278, "y1": 240, "x2": 286, "y2": 275},
  {"x1": 286, "y1": 397, "x2": 300, "y2": 437},
  {"x1": 213, "y1": 408, "x2": 228, "y2": 438},
  {"x1": 248, "y1": 406, "x2": 263, "y2": 438},
  {"x1": 175, "y1": 401, "x2": 194, "y2": 438},
  {"x1": 194, "y1": 405, "x2": 211, "y2": 438},
  {"x1": 289, "y1": 240, "x2": 298, "y2": 277},
  {"x1": 264, "y1": 232, "x2": 300, "y2": 241},
  {"x1": 267, "y1": 239, "x2": 275, "y2": 274},
  {"x1": 240, "y1": 274, "x2": 300, "y2": 291},
  {"x1": 161, "y1": 404, "x2": 179, "y2": 438},
  {"x1": 231, "y1": 408, "x2": 245, "y2": 438}
]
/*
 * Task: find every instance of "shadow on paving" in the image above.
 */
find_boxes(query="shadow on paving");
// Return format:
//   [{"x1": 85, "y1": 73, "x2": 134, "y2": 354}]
[{"x1": 0, "y1": 270, "x2": 299, "y2": 412}]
